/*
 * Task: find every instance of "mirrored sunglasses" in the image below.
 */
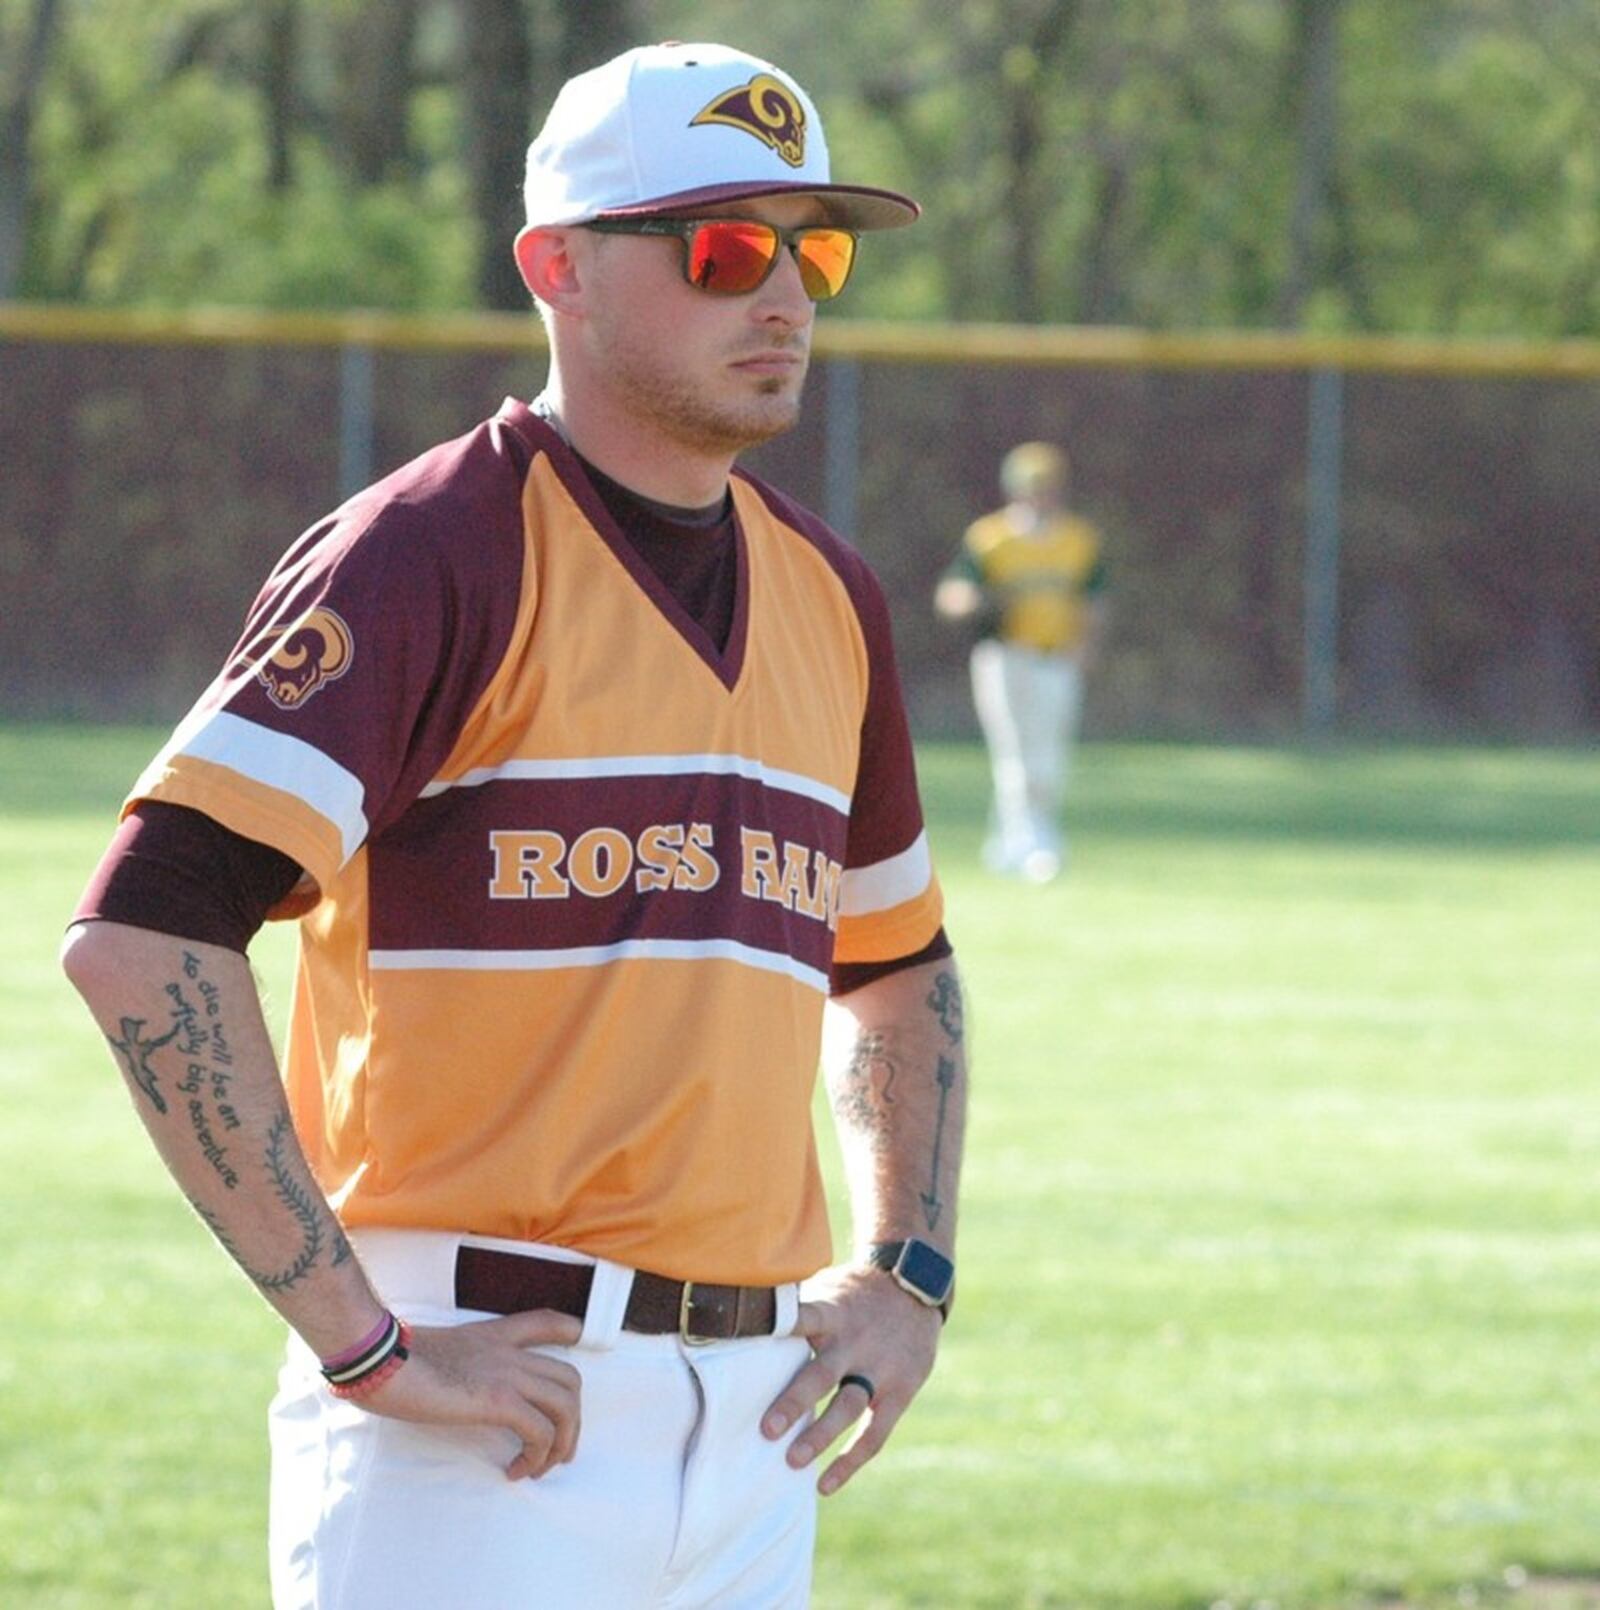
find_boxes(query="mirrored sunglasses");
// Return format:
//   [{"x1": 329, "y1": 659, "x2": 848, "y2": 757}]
[{"x1": 585, "y1": 217, "x2": 859, "y2": 301}]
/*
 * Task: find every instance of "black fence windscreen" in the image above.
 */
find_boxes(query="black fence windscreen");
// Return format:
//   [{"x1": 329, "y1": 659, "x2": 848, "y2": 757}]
[{"x1": 3, "y1": 336, "x2": 1597, "y2": 738}]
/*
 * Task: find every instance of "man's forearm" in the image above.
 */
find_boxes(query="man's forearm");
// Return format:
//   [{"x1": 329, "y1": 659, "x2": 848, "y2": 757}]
[
  {"x1": 822, "y1": 956, "x2": 968, "y2": 1259},
  {"x1": 61, "y1": 921, "x2": 385, "y2": 1358}
]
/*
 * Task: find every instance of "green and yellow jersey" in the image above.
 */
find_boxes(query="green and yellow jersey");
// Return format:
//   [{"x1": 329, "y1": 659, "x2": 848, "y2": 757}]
[{"x1": 948, "y1": 508, "x2": 1108, "y2": 654}]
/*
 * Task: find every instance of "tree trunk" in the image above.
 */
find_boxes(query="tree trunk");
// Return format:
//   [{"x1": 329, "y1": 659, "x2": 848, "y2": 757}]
[
  {"x1": 996, "y1": 0, "x2": 1081, "y2": 322},
  {"x1": 460, "y1": 0, "x2": 535, "y2": 310},
  {"x1": 999, "y1": 76, "x2": 1047, "y2": 322},
  {"x1": 1325, "y1": 168, "x2": 1375, "y2": 328},
  {"x1": 1077, "y1": 149, "x2": 1130, "y2": 324},
  {"x1": 1275, "y1": 0, "x2": 1344, "y2": 326},
  {"x1": 556, "y1": 0, "x2": 633, "y2": 80},
  {"x1": 0, "y1": 0, "x2": 63, "y2": 298},
  {"x1": 262, "y1": 0, "x2": 299, "y2": 193},
  {"x1": 338, "y1": 0, "x2": 421, "y2": 185}
]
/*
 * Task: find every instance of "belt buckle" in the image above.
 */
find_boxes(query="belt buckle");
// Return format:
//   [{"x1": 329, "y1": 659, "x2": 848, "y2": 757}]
[{"x1": 678, "y1": 1280, "x2": 731, "y2": 1347}]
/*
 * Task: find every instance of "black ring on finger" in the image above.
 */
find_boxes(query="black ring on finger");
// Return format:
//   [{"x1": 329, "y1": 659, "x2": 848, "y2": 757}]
[{"x1": 838, "y1": 1372, "x2": 876, "y2": 1402}]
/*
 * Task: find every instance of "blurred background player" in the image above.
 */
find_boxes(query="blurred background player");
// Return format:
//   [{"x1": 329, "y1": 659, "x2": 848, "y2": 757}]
[{"x1": 935, "y1": 441, "x2": 1108, "y2": 882}]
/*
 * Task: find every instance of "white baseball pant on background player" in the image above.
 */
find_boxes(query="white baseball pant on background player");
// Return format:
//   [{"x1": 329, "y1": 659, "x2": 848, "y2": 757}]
[
  {"x1": 269, "y1": 1231, "x2": 814, "y2": 1610},
  {"x1": 969, "y1": 638, "x2": 1085, "y2": 878}
]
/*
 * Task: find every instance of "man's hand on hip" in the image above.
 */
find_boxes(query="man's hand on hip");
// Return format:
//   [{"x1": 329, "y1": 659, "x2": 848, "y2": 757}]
[
  {"x1": 761, "y1": 1262, "x2": 942, "y2": 1495},
  {"x1": 364, "y1": 1308, "x2": 585, "y2": 1481}
]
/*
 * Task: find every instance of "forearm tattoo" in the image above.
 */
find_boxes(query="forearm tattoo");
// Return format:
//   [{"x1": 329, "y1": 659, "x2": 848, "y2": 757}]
[
  {"x1": 927, "y1": 969, "x2": 964, "y2": 1047},
  {"x1": 111, "y1": 949, "x2": 336, "y2": 1294},
  {"x1": 920, "y1": 970, "x2": 965, "y2": 1232},
  {"x1": 921, "y1": 1053, "x2": 958, "y2": 1232},
  {"x1": 837, "y1": 1029, "x2": 898, "y2": 1148},
  {"x1": 250, "y1": 1114, "x2": 327, "y2": 1291},
  {"x1": 838, "y1": 970, "x2": 966, "y2": 1231}
]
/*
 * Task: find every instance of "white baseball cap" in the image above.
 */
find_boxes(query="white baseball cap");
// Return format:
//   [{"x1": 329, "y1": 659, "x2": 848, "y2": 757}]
[{"x1": 523, "y1": 42, "x2": 919, "y2": 232}]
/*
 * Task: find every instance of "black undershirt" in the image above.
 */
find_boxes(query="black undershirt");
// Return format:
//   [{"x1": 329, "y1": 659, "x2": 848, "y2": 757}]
[{"x1": 575, "y1": 451, "x2": 740, "y2": 654}]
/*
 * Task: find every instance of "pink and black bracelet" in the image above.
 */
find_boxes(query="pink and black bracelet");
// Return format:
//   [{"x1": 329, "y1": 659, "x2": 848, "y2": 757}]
[
  {"x1": 320, "y1": 1313, "x2": 394, "y2": 1374},
  {"x1": 320, "y1": 1312, "x2": 412, "y2": 1400}
]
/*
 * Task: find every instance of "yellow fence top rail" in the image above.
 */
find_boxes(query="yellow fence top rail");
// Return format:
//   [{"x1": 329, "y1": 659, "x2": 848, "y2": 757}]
[
  {"x1": 5, "y1": 300, "x2": 1600, "y2": 378},
  {"x1": 826, "y1": 320, "x2": 1600, "y2": 377},
  {"x1": 0, "y1": 301, "x2": 546, "y2": 353}
]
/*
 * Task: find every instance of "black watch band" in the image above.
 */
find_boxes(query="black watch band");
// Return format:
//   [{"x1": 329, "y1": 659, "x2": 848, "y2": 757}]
[{"x1": 868, "y1": 1238, "x2": 955, "y2": 1321}]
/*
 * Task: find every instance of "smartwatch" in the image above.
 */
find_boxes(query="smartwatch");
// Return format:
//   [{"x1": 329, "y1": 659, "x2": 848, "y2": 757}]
[{"x1": 868, "y1": 1239, "x2": 955, "y2": 1321}]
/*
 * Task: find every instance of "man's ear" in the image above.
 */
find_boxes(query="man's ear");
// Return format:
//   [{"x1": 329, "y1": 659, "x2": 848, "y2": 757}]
[{"x1": 514, "y1": 226, "x2": 585, "y2": 314}]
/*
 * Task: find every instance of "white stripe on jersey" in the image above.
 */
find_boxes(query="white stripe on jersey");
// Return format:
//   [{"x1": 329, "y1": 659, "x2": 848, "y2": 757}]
[
  {"x1": 147, "y1": 709, "x2": 369, "y2": 864},
  {"x1": 837, "y1": 830, "x2": 933, "y2": 918},
  {"x1": 368, "y1": 937, "x2": 829, "y2": 995},
  {"x1": 419, "y1": 754, "x2": 851, "y2": 817}
]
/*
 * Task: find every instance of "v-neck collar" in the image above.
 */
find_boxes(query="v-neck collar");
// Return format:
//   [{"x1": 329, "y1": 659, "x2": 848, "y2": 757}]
[{"x1": 498, "y1": 399, "x2": 751, "y2": 693}]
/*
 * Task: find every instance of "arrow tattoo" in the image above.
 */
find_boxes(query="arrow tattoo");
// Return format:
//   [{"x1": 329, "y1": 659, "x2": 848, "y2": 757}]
[{"x1": 920, "y1": 1054, "x2": 958, "y2": 1231}]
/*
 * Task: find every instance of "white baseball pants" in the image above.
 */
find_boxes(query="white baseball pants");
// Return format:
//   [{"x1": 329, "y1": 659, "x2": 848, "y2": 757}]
[
  {"x1": 970, "y1": 639, "x2": 1084, "y2": 873},
  {"x1": 268, "y1": 1230, "x2": 816, "y2": 1610}
]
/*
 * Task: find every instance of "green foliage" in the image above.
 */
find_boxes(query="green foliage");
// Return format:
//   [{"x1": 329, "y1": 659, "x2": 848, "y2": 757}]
[
  {"x1": 1334, "y1": 6, "x2": 1600, "y2": 336},
  {"x1": 21, "y1": 0, "x2": 476, "y2": 309},
  {"x1": 7, "y1": 0, "x2": 1600, "y2": 330}
]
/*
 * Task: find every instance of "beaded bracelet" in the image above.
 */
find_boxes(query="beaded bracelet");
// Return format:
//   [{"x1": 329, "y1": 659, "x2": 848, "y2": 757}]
[
  {"x1": 320, "y1": 1312, "x2": 412, "y2": 1399},
  {"x1": 327, "y1": 1331, "x2": 411, "y2": 1401}
]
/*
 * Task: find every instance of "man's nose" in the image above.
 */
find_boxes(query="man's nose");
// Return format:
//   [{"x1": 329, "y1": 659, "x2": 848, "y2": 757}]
[{"x1": 754, "y1": 242, "x2": 816, "y2": 325}]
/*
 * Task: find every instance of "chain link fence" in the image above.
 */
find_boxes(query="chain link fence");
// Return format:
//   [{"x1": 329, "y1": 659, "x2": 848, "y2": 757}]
[{"x1": 3, "y1": 310, "x2": 1597, "y2": 739}]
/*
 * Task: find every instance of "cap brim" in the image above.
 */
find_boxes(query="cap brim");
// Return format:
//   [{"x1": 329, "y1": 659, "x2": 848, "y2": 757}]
[{"x1": 592, "y1": 180, "x2": 919, "y2": 232}]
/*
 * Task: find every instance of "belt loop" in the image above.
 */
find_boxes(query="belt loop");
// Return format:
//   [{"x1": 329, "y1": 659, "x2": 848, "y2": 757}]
[
  {"x1": 773, "y1": 1282, "x2": 801, "y2": 1338},
  {"x1": 348, "y1": 1228, "x2": 463, "y2": 1311},
  {"x1": 578, "y1": 1259, "x2": 631, "y2": 1350}
]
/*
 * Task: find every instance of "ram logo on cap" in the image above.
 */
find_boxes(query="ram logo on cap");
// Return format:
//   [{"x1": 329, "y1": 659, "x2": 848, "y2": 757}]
[{"x1": 690, "y1": 74, "x2": 807, "y2": 168}]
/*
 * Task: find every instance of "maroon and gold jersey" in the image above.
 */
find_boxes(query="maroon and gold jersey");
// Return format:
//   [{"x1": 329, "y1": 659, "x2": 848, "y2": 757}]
[{"x1": 126, "y1": 401, "x2": 943, "y2": 1284}]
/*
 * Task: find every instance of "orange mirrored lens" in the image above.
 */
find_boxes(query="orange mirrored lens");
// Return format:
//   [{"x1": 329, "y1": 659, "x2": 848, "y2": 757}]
[
  {"x1": 794, "y1": 230, "x2": 856, "y2": 300},
  {"x1": 687, "y1": 222, "x2": 781, "y2": 294},
  {"x1": 683, "y1": 222, "x2": 858, "y2": 300}
]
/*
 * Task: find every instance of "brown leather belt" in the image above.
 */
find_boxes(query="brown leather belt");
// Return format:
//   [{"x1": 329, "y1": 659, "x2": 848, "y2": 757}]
[{"x1": 454, "y1": 1246, "x2": 778, "y2": 1345}]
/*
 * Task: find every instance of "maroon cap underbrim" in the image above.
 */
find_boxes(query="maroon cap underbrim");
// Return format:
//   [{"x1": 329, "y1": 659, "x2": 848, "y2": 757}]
[{"x1": 592, "y1": 179, "x2": 920, "y2": 232}]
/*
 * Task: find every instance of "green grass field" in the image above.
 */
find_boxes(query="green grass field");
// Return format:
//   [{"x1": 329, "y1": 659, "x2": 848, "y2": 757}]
[{"x1": 3, "y1": 726, "x2": 1599, "y2": 1610}]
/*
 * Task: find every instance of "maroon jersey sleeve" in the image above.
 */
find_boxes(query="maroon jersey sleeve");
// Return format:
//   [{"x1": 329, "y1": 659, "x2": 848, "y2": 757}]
[
  {"x1": 75, "y1": 801, "x2": 302, "y2": 953},
  {"x1": 838, "y1": 553, "x2": 930, "y2": 875},
  {"x1": 829, "y1": 926, "x2": 953, "y2": 996},
  {"x1": 122, "y1": 408, "x2": 534, "y2": 899},
  {"x1": 826, "y1": 553, "x2": 950, "y2": 990}
]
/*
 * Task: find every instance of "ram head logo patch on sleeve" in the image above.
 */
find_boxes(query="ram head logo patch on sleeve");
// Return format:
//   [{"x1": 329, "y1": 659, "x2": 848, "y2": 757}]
[
  {"x1": 690, "y1": 74, "x2": 807, "y2": 168},
  {"x1": 254, "y1": 607, "x2": 355, "y2": 709}
]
